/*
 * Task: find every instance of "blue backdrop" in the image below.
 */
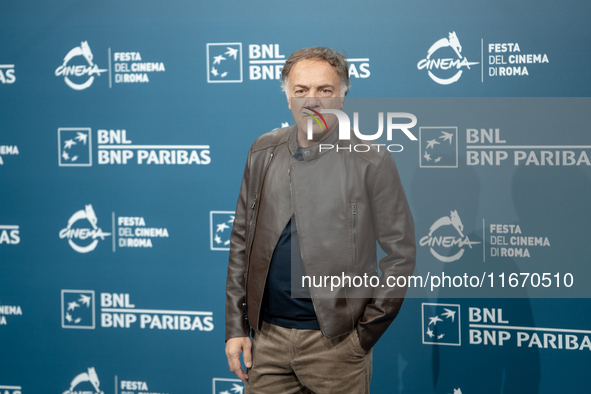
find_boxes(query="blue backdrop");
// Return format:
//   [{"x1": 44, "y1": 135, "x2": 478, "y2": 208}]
[{"x1": 1, "y1": 1, "x2": 590, "y2": 393}]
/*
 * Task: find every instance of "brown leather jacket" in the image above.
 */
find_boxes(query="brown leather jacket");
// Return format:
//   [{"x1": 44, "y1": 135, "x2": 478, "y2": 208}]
[{"x1": 225, "y1": 125, "x2": 416, "y2": 352}]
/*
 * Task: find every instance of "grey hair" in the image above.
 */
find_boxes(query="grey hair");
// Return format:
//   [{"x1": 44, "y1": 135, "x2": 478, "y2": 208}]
[{"x1": 281, "y1": 47, "x2": 350, "y2": 97}]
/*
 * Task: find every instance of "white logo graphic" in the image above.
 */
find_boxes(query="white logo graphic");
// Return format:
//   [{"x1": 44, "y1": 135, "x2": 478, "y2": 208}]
[
  {"x1": 112, "y1": 51, "x2": 165, "y2": 85},
  {"x1": 0, "y1": 64, "x2": 15, "y2": 84},
  {"x1": 207, "y1": 43, "x2": 243, "y2": 83},
  {"x1": 419, "y1": 127, "x2": 458, "y2": 168},
  {"x1": 417, "y1": 32, "x2": 479, "y2": 85},
  {"x1": 58, "y1": 128, "x2": 211, "y2": 167},
  {"x1": 450, "y1": 389, "x2": 462, "y2": 394},
  {"x1": 57, "y1": 204, "x2": 169, "y2": 253},
  {"x1": 270, "y1": 122, "x2": 291, "y2": 133},
  {"x1": 210, "y1": 211, "x2": 235, "y2": 251},
  {"x1": 213, "y1": 378, "x2": 244, "y2": 394},
  {"x1": 469, "y1": 306, "x2": 591, "y2": 350},
  {"x1": 248, "y1": 44, "x2": 369, "y2": 80},
  {"x1": 62, "y1": 290, "x2": 95, "y2": 329},
  {"x1": 422, "y1": 303, "x2": 461, "y2": 346},
  {"x1": 117, "y1": 378, "x2": 169, "y2": 394},
  {"x1": 488, "y1": 42, "x2": 549, "y2": 78},
  {"x1": 419, "y1": 210, "x2": 480, "y2": 262},
  {"x1": 58, "y1": 128, "x2": 92, "y2": 166},
  {"x1": 117, "y1": 216, "x2": 169, "y2": 249},
  {"x1": 61, "y1": 290, "x2": 214, "y2": 331},
  {"x1": 97, "y1": 128, "x2": 211, "y2": 166},
  {"x1": 100, "y1": 292, "x2": 214, "y2": 331},
  {"x1": 0, "y1": 384, "x2": 22, "y2": 394},
  {"x1": 0, "y1": 300, "x2": 23, "y2": 326},
  {"x1": 208, "y1": 43, "x2": 370, "y2": 83},
  {"x1": 0, "y1": 145, "x2": 19, "y2": 166},
  {"x1": 59, "y1": 205, "x2": 111, "y2": 253},
  {"x1": 0, "y1": 225, "x2": 20, "y2": 245},
  {"x1": 63, "y1": 367, "x2": 103, "y2": 394},
  {"x1": 55, "y1": 41, "x2": 107, "y2": 90}
]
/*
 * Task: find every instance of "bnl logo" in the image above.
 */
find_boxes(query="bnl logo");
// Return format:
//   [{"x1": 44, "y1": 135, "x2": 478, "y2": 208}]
[
  {"x1": 212, "y1": 378, "x2": 243, "y2": 394},
  {"x1": 422, "y1": 303, "x2": 461, "y2": 345},
  {"x1": 58, "y1": 128, "x2": 92, "y2": 166},
  {"x1": 210, "y1": 211, "x2": 235, "y2": 251},
  {"x1": 207, "y1": 43, "x2": 242, "y2": 83},
  {"x1": 207, "y1": 43, "x2": 370, "y2": 83},
  {"x1": 419, "y1": 127, "x2": 458, "y2": 168},
  {"x1": 206, "y1": 43, "x2": 285, "y2": 83},
  {"x1": 61, "y1": 290, "x2": 95, "y2": 329}
]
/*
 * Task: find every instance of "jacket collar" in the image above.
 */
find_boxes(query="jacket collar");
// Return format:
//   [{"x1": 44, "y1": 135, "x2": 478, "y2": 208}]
[{"x1": 288, "y1": 124, "x2": 340, "y2": 162}]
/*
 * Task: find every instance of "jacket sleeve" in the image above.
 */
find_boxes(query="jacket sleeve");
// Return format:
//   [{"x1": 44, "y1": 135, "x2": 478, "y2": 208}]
[
  {"x1": 225, "y1": 150, "x2": 252, "y2": 341},
  {"x1": 356, "y1": 153, "x2": 416, "y2": 352}
]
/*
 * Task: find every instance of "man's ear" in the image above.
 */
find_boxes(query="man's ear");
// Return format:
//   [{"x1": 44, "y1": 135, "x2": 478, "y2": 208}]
[{"x1": 287, "y1": 94, "x2": 291, "y2": 111}]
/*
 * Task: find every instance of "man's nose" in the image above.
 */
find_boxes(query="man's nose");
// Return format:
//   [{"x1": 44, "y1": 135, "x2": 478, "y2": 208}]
[{"x1": 305, "y1": 92, "x2": 321, "y2": 107}]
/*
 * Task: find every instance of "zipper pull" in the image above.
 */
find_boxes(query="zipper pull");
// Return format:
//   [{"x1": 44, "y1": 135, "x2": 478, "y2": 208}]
[
  {"x1": 251, "y1": 193, "x2": 257, "y2": 209},
  {"x1": 352, "y1": 203, "x2": 357, "y2": 215}
]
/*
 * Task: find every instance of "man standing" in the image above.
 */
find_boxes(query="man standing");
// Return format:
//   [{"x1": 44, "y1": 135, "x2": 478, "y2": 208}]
[{"x1": 225, "y1": 47, "x2": 416, "y2": 393}]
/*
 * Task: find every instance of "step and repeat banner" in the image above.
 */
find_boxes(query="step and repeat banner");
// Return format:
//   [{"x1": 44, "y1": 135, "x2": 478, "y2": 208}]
[{"x1": 1, "y1": 1, "x2": 590, "y2": 393}]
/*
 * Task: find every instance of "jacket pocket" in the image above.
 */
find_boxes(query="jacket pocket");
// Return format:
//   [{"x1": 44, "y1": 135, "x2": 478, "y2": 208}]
[{"x1": 349, "y1": 329, "x2": 367, "y2": 357}]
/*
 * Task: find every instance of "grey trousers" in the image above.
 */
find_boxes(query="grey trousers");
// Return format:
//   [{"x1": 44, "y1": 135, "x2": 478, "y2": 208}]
[{"x1": 245, "y1": 321, "x2": 372, "y2": 394}]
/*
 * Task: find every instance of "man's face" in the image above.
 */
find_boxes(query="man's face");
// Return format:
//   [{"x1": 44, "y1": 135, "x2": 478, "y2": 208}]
[{"x1": 287, "y1": 59, "x2": 344, "y2": 146}]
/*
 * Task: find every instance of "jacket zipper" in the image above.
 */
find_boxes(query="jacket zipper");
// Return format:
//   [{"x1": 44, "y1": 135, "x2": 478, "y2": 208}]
[
  {"x1": 289, "y1": 164, "x2": 327, "y2": 336},
  {"x1": 246, "y1": 152, "x2": 274, "y2": 255},
  {"x1": 243, "y1": 151, "x2": 274, "y2": 328},
  {"x1": 352, "y1": 203, "x2": 358, "y2": 264}
]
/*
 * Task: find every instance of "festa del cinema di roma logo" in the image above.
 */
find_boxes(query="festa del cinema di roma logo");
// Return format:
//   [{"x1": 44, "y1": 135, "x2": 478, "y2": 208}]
[
  {"x1": 55, "y1": 41, "x2": 107, "y2": 90},
  {"x1": 417, "y1": 32, "x2": 479, "y2": 85},
  {"x1": 59, "y1": 205, "x2": 111, "y2": 253},
  {"x1": 420, "y1": 210, "x2": 480, "y2": 262},
  {"x1": 63, "y1": 367, "x2": 104, "y2": 394}
]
